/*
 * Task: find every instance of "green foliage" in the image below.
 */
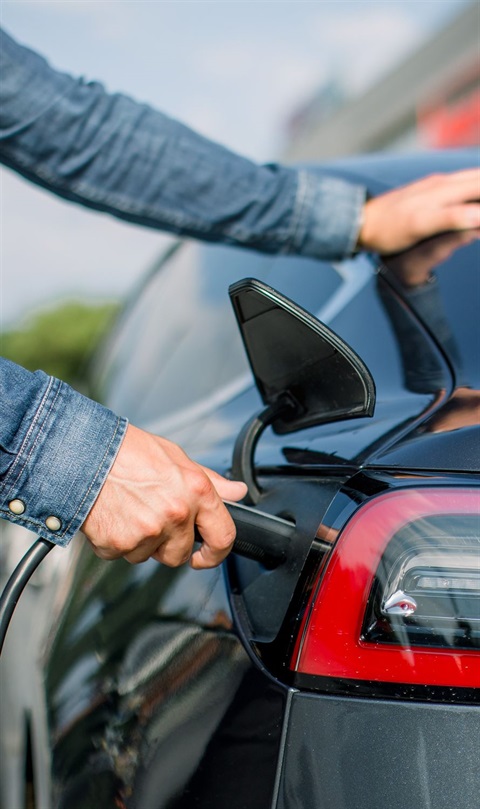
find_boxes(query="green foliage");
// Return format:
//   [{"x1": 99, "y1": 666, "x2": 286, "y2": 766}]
[{"x1": 0, "y1": 300, "x2": 120, "y2": 386}]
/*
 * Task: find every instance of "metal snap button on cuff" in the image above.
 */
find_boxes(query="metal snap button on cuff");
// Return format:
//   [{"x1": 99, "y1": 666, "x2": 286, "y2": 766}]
[
  {"x1": 8, "y1": 499, "x2": 26, "y2": 515},
  {"x1": 45, "y1": 516, "x2": 62, "y2": 532}
]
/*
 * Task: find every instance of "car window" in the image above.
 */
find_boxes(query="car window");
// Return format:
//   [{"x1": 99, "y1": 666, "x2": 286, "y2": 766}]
[{"x1": 93, "y1": 241, "x2": 343, "y2": 427}]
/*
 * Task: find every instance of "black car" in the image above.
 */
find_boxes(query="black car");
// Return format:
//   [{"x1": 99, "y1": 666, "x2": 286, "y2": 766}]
[{"x1": 1, "y1": 149, "x2": 479, "y2": 809}]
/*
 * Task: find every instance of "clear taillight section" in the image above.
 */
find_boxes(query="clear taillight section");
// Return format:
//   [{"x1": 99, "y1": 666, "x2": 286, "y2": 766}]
[
  {"x1": 293, "y1": 488, "x2": 480, "y2": 688},
  {"x1": 364, "y1": 512, "x2": 479, "y2": 649}
]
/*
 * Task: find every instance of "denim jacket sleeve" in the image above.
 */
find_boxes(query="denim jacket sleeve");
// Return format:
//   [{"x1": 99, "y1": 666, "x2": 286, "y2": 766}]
[
  {"x1": 0, "y1": 358, "x2": 128, "y2": 545},
  {"x1": 0, "y1": 28, "x2": 365, "y2": 545},
  {"x1": 0, "y1": 27, "x2": 365, "y2": 259}
]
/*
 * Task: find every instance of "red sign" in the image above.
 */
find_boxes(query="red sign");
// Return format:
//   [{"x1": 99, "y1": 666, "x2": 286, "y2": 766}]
[{"x1": 420, "y1": 88, "x2": 480, "y2": 148}]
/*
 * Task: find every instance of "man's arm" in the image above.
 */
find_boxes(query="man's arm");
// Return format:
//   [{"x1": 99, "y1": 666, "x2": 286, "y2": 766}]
[
  {"x1": 0, "y1": 27, "x2": 363, "y2": 261},
  {"x1": 2, "y1": 28, "x2": 478, "y2": 261},
  {"x1": 0, "y1": 359, "x2": 246, "y2": 567}
]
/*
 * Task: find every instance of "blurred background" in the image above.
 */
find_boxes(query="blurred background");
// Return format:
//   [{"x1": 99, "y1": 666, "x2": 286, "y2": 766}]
[{"x1": 0, "y1": 0, "x2": 478, "y2": 386}]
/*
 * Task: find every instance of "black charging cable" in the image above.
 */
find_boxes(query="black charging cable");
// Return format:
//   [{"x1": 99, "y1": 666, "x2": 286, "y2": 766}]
[
  {"x1": 0, "y1": 502, "x2": 290, "y2": 656},
  {"x1": 0, "y1": 538, "x2": 55, "y2": 656}
]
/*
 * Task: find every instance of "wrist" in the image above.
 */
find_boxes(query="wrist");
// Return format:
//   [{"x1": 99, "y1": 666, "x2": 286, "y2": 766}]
[{"x1": 354, "y1": 197, "x2": 373, "y2": 252}]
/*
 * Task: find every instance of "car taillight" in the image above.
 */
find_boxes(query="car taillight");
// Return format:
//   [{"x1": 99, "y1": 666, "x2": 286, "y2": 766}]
[{"x1": 293, "y1": 488, "x2": 480, "y2": 689}]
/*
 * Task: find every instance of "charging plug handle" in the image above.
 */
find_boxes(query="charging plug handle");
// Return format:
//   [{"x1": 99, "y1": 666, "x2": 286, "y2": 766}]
[
  {"x1": 0, "y1": 503, "x2": 292, "y2": 656},
  {"x1": 227, "y1": 501, "x2": 294, "y2": 568}
]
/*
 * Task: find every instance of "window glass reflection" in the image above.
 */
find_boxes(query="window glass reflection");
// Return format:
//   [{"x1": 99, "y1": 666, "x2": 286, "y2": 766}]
[{"x1": 95, "y1": 242, "x2": 342, "y2": 426}]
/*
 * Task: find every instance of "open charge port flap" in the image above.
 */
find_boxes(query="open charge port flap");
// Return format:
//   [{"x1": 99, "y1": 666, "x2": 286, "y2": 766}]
[{"x1": 227, "y1": 478, "x2": 343, "y2": 642}]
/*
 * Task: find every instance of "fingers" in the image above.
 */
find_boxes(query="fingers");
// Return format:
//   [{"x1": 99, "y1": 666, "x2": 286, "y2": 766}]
[
  {"x1": 418, "y1": 203, "x2": 480, "y2": 236},
  {"x1": 423, "y1": 170, "x2": 480, "y2": 205},
  {"x1": 155, "y1": 467, "x2": 239, "y2": 569},
  {"x1": 189, "y1": 495, "x2": 237, "y2": 570},
  {"x1": 188, "y1": 467, "x2": 248, "y2": 569}
]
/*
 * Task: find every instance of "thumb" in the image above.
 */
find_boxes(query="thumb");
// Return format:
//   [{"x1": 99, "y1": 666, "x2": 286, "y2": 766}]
[{"x1": 200, "y1": 465, "x2": 248, "y2": 502}]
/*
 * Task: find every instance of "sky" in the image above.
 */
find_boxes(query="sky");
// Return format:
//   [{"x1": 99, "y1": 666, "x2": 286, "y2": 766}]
[{"x1": 0, "y1": 0, "x2": 472, "y2": 328}]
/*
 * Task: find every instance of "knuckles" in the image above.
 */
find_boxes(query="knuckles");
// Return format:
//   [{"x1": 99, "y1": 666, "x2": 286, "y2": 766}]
[
  {"x1": 153, "y1": 545, "x2": 193, "y2": 567},
  {"x1": 163, "y1": 496, "x2": 192, "y2": 528},
  {"x1": 187, "y1": 467, "x2": 215, "y2": 500}
]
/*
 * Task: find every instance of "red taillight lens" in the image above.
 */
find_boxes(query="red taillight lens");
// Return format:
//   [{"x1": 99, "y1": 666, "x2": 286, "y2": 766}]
[{"x1": 293, "y1": 488, "x2": 480, "y2": 688}]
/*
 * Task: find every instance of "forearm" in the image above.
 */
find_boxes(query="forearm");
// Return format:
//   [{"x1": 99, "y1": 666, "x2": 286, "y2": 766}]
[{"x1": 0, "y1": 28, "x2": 364, "y2": 260}]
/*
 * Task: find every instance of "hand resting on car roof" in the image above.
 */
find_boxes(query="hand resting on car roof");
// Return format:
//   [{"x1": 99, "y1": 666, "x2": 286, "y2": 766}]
[{"x1": 358, "y1": 169, "x2": 480, "y2": 255}]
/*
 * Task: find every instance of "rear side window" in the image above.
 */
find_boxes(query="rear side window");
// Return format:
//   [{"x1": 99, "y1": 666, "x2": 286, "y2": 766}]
[
  {"x1": 380, "y1": 240, "x2": 479, "y2": 391},
  {"x1": 93, "y1": 241, "x2": 342, "y2": 427}
]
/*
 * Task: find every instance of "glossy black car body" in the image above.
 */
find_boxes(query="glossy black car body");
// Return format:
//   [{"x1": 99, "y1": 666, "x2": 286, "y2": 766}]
[{"x1": 2, "y1": 150, "x2": 479, "y2": 809}]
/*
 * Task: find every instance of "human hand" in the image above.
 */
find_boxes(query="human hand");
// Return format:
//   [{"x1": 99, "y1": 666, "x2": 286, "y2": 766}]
[
  {"x1": 358, "y1": 169, "x2": 480, "y2": 255},
  {"x1": 81, "y1": 424, "x2": 248, "y2": 569}
]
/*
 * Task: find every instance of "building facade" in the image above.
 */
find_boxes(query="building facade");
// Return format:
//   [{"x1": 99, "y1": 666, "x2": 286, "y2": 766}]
[{"x1": 283, "y1": 2, "x2": 480, "y2": 161}]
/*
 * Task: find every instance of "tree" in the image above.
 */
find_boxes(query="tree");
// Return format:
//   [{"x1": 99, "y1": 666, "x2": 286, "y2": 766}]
[{"x1": 0, "y1": 300, "x2": 120, "y2": 387}]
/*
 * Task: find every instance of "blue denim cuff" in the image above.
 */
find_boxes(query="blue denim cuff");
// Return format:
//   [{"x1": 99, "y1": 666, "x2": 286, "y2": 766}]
[
  {"x1": 292, "y1": 171, "x2": 366, "y2": 260},
  {"x1": 0, "y1": 375, "x2": 127, "y2": 546}
]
